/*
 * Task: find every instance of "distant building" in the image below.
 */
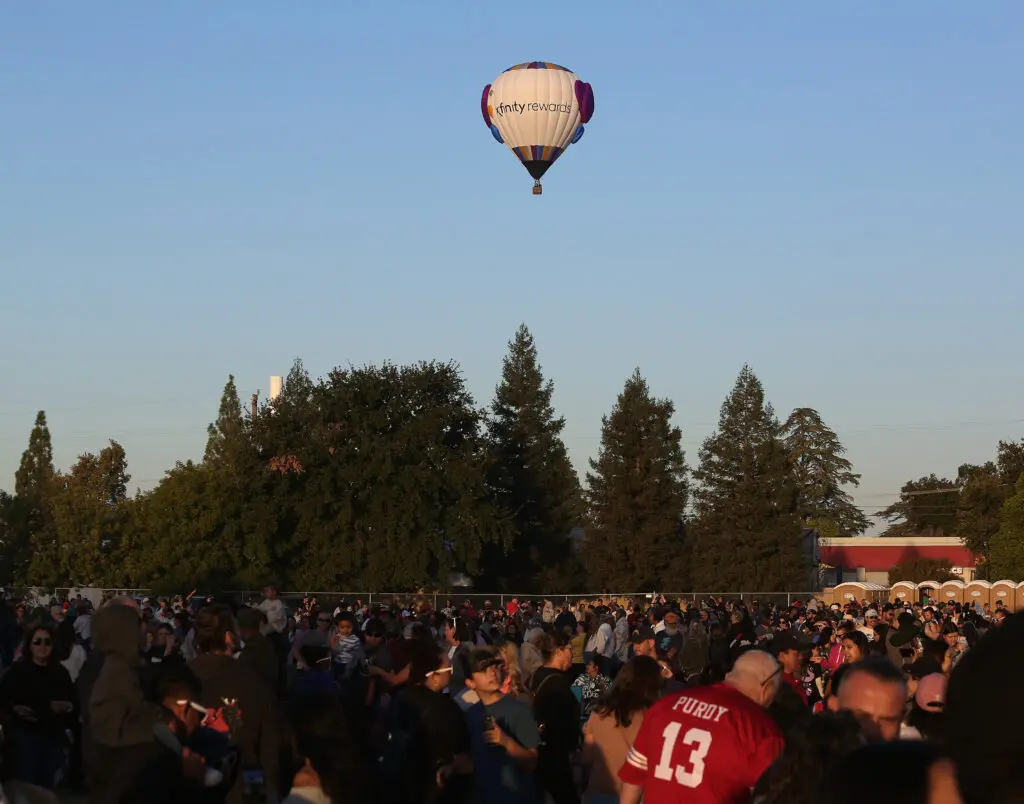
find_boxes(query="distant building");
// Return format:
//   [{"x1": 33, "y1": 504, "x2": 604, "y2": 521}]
[{"x1": 818, "y1": 535, "x2": 977, "y2": 585}]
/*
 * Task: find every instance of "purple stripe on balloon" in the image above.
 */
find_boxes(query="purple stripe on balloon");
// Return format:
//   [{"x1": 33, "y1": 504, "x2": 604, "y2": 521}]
[
  {"x1": 480, "y1": 85, "x2": 492, "y2": 127},
  {"x1": 575, "y1": 81, "x2": 595, "y2": 124}
]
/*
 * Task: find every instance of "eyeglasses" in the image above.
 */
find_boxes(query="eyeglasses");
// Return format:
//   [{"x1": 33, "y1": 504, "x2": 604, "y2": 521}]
[
  {"x1": 762, "y1": 665, "x2": 783, "y2": 687},
  {"x1": 32, "y1": 638, "x2": 51, "y2": 647},
  {"x1": 426, "y1": 666, "x2": 454, "y2": 679},
  {"x1": 317, "y1": 618, "x2": 332, "y2": 624}
]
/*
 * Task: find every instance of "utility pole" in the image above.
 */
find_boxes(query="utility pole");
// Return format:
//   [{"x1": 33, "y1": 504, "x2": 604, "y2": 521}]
[{"x1": 251, "y1": 393, "x2": 258, "y2": 421}]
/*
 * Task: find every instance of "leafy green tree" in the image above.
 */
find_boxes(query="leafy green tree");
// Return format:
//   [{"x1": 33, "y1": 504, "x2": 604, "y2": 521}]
[
  {"x1": 38, "y1": 441, "x2": 133, "y2": 586},
  {"x1": 482, "y1": 325, "x2": 581, "y2": 592},
  {"x1": 956, "y1": 441, "x2": 1024, "y2": 577},
  {"x1": 988, "y1": 473, "x2": 1024, "y2": 581},
  {"x1": 690, "y1": 365, "x2": 807, "y2": 591},
  {"x1": 13, "y1": 412, "x2": 57, "y2": 586},
  {"x1": 876, "y1": 475, "x2": 959, "y2": 537},
  {"x1": 781, "y1": 407, "x2": 870, "y2": 536},
  {"x1": 127, "y1": 461, "x2": 242, "y2": 591},
  {"x1": 582, "y1": 369, "x2": 688, "y2": 591},
  {"x1": 287, "y1": 361, "x2": 507, "y2": 590}
]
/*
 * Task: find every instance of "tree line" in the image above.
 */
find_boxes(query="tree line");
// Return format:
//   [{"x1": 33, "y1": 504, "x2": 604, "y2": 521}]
[{"x1": 1, "y1": 325, "x2": 1021, "y2": 592}]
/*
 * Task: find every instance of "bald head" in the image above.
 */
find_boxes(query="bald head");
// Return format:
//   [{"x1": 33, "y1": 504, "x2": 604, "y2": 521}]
[{"x1": 726, "y1": 649, "x2": 781, "y2": 707}]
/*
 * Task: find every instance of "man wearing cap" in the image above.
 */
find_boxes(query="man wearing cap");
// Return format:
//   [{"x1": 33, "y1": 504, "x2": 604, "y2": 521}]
[{"x1": 772, "y1": 634, "x2": 810, "y2": 707}]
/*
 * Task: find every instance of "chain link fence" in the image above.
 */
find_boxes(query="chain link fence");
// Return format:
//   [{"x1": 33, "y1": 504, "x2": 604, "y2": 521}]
[{"x1": 39, "y1": 587, "x2": 821, "y2": 611}]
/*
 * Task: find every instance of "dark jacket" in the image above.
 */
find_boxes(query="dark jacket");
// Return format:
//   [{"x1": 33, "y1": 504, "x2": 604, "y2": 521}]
[
  {"x1": 238, "y1": 632, "x2": 279, "y2": 694},
  {"x1": 85, "y1": 605, "x2": 170, "y2": 804},
  {"x1": 88, "y1": 605, "x2": 164, "y2": 748},
  {"x1": 188, "y1": 653, "x2": 281, "y2": 804}
]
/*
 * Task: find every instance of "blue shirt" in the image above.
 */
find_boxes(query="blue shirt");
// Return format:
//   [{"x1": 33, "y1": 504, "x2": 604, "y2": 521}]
[{"x1": 465, "y1": 696, "x2": 541, "y2": 804}]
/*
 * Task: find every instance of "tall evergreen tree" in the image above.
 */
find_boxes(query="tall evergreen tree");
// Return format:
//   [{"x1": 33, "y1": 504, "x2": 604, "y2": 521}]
[
  {"x1": 781, "y1": 407, "x2": 870, "y2": 537},
  {"x1": 482, "y1": 325, "x2": 581, "y2": 591},
  {"x1": 691, "y1": 365, "x2": 807, "y2": 591},
  {"x1": 0, "y1": 491, "x2": 15, "y2": 586},
  {"x1": 204, "y1": 375, "x2": 247, "y2": 466},
  {"x1": 12, "y1": 412, "x2": 57, "y2": 585},
  {"x1": 582, "y1": 369, "x2": 688, "y2": 591}
]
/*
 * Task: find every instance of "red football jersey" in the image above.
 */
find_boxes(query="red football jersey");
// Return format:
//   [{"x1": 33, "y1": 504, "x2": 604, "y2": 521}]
[{"x1": 618, "y1": 682, "x2": 783, "y2": 804}]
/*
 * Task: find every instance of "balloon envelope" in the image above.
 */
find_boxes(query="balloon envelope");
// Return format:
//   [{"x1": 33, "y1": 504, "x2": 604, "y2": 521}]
[{"x1": 481, "y1": 62, "x2": 594, "y2": 187}]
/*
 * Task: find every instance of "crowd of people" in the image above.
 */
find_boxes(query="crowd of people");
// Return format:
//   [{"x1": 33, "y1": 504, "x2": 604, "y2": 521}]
[{"x1": 0, "y1": 585, "x2": 1017, "y2": 803}]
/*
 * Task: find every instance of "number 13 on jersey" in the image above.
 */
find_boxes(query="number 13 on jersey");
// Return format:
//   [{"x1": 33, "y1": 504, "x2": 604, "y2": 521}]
[{"x1": 653, "y1": 723, "x2": 713, "y2": 788}]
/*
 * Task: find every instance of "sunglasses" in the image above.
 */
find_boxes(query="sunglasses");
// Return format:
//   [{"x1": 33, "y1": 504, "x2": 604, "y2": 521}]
[
  {"x1": 317, "y1": 618, "x2": 332, "y2": 624},
  {"x1": 32, "y1": 638, "x2": 51, "y2": 647},
  {"x1": 174, "y1": 699, "x2": 209, "y2": 716}
]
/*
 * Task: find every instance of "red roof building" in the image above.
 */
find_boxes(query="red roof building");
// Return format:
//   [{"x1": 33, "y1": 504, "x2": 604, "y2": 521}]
[{"x1": 818, "y1": 536, "x2": 977, "y2": 585}]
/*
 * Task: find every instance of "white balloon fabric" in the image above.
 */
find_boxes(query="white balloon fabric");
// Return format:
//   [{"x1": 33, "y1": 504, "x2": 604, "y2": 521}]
[{"x1": 481, "y1": 61, "x2": 595, "y2": 194}]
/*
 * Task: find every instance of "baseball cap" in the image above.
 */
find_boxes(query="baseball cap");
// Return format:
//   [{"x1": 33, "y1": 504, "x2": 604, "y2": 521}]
[
  {"x1": 865, "y1": 609, "x2": 879, "y2": 618},
  {"x1": 630, "y1": 626, "x2": 656, "y2": 643},
  {"x1": 915, "y1": 673, "x2": 947, "y2": 712},
  {"x1": 467, "y1": 647, "x2": 503, "y2": 675}
]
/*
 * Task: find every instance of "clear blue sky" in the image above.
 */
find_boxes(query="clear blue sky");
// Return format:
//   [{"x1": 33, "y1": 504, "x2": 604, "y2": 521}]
[{"x1": 3, "y1": 3, "x2": 1023, "y2": 532}]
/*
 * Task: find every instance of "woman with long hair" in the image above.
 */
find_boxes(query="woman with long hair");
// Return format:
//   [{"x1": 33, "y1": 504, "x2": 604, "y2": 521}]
[
  {"x1": 841, "y1": 630, "x2": 869, "y2": 664},
  {"x1": 497, "y1": 640, "x2": 528, "y2": 699},
  {"x1": 0, "y1": 623, "x2": 76, "y2": 789},
  {"x1": 532, "y1": 630, "x2": 582, "y2": 804},
  {"x1": 581, "y1": 656, "x2": 663, "y2": 804}
]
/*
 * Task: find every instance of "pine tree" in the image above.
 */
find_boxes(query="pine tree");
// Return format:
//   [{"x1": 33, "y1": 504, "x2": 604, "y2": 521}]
[
  {"x1": 781, "y1": 407, "x2": 870, "y2": 536},
  {"x1": 582, "y1": 369, "x2": 688, "y2": 591},
  {"x1": 482, "y1": 325, "x2": 581, "y2": 591},
  {"x1": 691, "y1": 365, "x2": 807, "y2": 591},
  {"x1": 15, "y1": 411, "x2": 55, "y2": 498},
  {"x1": 12, "y1": 412, "x2": 57, "y2": 585},
  {"x1": 204, "y1": 375, "x2": 247, "y2": 466}
]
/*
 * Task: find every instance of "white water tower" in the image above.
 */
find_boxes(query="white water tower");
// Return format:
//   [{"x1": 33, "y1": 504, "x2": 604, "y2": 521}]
[{"x1": 269, "y1": 375, "x2": 283, "y2": 402}]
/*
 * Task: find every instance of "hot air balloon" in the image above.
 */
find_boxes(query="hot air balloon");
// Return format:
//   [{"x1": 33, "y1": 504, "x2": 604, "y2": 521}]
[{"x1": 481, "y1": 61, "x2": 595, "y2": 195}]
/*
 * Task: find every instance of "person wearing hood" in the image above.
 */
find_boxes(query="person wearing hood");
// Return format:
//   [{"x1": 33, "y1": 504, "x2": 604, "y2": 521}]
[
  {"x1": 85, "y1": 599, "x2": 170, "y2": 801},
  {"x1": 188, "y1": 604, "x2": 281, "y2": 804}
]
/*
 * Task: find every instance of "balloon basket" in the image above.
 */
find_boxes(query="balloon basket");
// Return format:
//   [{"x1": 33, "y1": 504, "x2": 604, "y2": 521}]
[{"x1": 532, "y1": 181, "x2": 542, "y2": 196}]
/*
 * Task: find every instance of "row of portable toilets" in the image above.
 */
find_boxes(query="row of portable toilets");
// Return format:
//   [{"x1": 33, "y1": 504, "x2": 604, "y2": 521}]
[{"x1": 821, "y1": 578, "x2": 1022, "y2": 610}]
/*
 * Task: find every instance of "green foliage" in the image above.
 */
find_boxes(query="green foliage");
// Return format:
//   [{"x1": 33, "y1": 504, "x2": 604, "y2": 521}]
[
  {"x1": 690, "y1": 365, "x2": 807, "y2": 591},
  {"x1": 888, "y1": 557, "x2": 955, "y2": 584},
  {"x1": 481, "y1": 325, "x2": 581, "y2": 592},
  {"x1": 3, "y1": 342, "x2": 1017, "y2": 594},
  {"x1": 34, "y1": 441, "x2": 133, "y2": 587},
  {"x1": 989, "y1": 473, "x2": 1024, "y2": 581},
  {"x1": 782, "y1": 407, "x2": 870, "y2": 536},
  {"x1": 13, "y1": 412, "x2": 57, "y2": 586},
  {"x1": 582, "y1": 368, "x2": 688, "y2": 591},
  {"x1": 876, "y1": 475, "x2": 959, "y2": 537}
]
